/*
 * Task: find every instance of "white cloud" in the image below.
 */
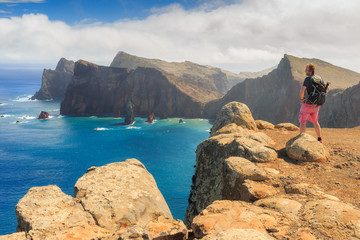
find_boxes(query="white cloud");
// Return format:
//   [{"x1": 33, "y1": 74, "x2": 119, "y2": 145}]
[{"x1": 0, "y1": 0, "x2": 360, "y2": 73}]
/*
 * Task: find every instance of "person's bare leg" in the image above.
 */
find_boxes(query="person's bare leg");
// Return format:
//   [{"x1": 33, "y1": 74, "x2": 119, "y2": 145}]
[
  {"x1": 313, "y1": 121, "x2": 321, "y2": 138},
  {"x1": 300, "y1": 123, "x2": 306, "y2": 133}
]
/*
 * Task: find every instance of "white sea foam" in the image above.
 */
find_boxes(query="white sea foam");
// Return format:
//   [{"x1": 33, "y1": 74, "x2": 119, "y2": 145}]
[
  {"x1": 126, "y1": 126, "x2": 141, "y2": 130},
  {"x1": 19, "y1": 115, "x2": 36, "y2": 120},
  {"x1": 94, "y1": 127, "x2": 110, "y2": 131},
  {"x1": 13, "y1": 95, "x2": 36, "y2": 102},
  {"x1": 0, "y1": 114, "x2": 12, "y2": 118}
]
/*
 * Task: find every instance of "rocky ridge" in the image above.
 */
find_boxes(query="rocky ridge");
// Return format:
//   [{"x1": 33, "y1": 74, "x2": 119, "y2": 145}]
[
  {"x1": 204, "y1": 54, "x2": 360, "y2": 128},
  {"x1": 110, "y1": 51, "x2": 264, "y2": 96}
]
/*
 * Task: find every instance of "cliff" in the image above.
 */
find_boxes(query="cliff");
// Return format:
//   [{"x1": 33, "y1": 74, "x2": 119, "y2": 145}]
[
  {"x1": 60, "y1": 60, "x2": 204, "y2": 118},
  {"x1": 184, "y1": 101, "x2": 360, "y2": 239},
  {"x1": 319, "y1": 81, "x2": 360, "y2": 127},
  {"x1": 31, "y1": 58, "x2": 74, "y2": 100},
  {"x1": 204, "y1": 54, "x2": 360, "y2": 127}
]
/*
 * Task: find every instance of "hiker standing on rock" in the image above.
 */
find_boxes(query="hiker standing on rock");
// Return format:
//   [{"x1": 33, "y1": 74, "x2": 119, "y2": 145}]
[{"x1": 299, "y1": 63, "x2": 329, "y2": 143}]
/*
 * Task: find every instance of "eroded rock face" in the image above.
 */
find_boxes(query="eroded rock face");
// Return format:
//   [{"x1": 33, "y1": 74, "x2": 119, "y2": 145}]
[
  {"x1": 185, "y1": 103, "x2": 277, "y2": 226},
  {"x1": 60, "y1": 60, "x2": 204, "y2": 118},
  {"x1": 286, "y1": 133, "x2": 326, "y2": 162},
  {"x1": 210, "y1": 101, "x2": 257, "y2": 134},
  {"x1": 15, "y1": 185, "x2": 94, "y2": 232},
  {"x1": 31, "y1": 58, "x2": 74, "y2": 100},
  {"x1": 74, "y1": 159, "x2": 172, "y2": 231}
]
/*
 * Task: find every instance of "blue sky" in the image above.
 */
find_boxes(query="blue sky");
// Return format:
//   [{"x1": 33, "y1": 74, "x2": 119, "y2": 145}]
[
  {"x1": 1, "y1": 0, "x2": 360, "y2": 73},
  {"x1": 1, "y1": 0, "x2": 207, "y2": 24}
]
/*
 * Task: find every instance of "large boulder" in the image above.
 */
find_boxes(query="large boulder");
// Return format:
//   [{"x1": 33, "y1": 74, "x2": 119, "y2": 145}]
[
  {"x1": 210, "y1": 101, "x2": 257, "y2": 135},
  {"x1": 74, "y1": 159, "x2": 172, "y2": 231},
  {"x1": 15, "y1": 185, "x2": 94, "y2": 232},
  {"x1": 255, "y1": 120, "x2": 275, "y2": 130},
  {"x1": 286, "y1": 133, "x2": 326, "y2": 162},
  {"x1": 274, "y1": 123, "x2": 299, "y2": 131}
]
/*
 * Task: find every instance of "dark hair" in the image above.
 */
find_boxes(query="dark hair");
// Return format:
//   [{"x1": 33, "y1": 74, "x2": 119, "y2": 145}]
[{"x1": 306, "y1": 63, "x2": 315, "y2": 75}]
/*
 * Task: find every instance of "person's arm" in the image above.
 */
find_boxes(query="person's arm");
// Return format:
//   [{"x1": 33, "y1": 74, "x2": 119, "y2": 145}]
[{"x1": 300, "y1": 86, "x2": 307, "y2": 102}]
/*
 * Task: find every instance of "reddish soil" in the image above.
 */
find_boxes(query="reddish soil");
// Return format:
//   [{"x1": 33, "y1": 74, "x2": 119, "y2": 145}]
[{"x1": 261, "y1": 126, "x2": 360, "y2": 208}]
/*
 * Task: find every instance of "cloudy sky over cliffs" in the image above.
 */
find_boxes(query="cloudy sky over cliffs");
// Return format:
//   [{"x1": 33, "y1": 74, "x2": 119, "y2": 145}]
[{"x1": 0, "y1": 0, "x2": 360, "y2": 73}]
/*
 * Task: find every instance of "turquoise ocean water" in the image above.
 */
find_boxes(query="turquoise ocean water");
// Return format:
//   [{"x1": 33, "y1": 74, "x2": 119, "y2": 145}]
[{"x1": 0, "y1": 68, "x2": 212, "y2": 235}]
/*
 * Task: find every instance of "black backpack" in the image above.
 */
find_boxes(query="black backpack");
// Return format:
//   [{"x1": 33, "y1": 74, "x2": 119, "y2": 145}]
[{"x1": 306, "y1": 75, "x2": 329, "y2": 106}]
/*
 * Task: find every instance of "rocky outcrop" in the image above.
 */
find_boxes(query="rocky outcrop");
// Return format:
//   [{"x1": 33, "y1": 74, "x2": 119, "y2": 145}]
[
  {"x1": 286, "y1": 133, "x2": 327, "y2": 162},
  {"x1": 191, "y1": 200, "x2": 281, "y2": 239},
  {"x1": 31, "y1": 58, "x2": 74, "y2": 100},
  {"x1": 4, "y1": 159, "x2": 186, "y2": 240},
  {"x1": 15, "y1": 185, "x2": 95, "y2": 232},
  {"x1": 74, "y1": 159, "x2": 172, "y2": 230},
  {"x1": 37, "y1": 111, "x2": 49, "y2": 120},
  {"x1": 184, "y1": 102, "x2": 278, "y2": 226},
  {"x1": 60, "y1": 60, "x2": 204, "y2": 118},
  {"x1": 184, "y1": 101, "x2": 360, "y2": 239},
  {"x1": 203, "y1": 54, "x2": 360, "y2": 128},
  {"x1": 210, "y1": 101, "x2": 257, "y2": 134}
]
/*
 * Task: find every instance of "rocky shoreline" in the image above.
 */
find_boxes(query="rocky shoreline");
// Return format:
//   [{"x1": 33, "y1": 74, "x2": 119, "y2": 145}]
[{"x1": 3, "y1": 102, "x2": 360, "y2": 239}]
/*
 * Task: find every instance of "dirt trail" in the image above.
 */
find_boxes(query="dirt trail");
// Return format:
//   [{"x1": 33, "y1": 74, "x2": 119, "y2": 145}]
[{"x1": 261, "y1": 126, "x2": 360, "y2": 208}]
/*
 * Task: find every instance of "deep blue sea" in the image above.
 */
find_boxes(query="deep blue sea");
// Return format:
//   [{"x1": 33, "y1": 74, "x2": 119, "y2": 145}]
[{"x1": 0, "y1": 68, "x2": 212, "y2": 235}]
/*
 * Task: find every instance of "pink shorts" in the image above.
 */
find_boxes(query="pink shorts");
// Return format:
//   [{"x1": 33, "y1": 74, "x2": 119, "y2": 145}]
[{"x1": 299, "y1": 103, "x2": 319, "y2": 124}]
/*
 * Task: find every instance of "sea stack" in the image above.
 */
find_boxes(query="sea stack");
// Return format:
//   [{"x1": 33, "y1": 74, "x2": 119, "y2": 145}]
[{"x1": 124, "y1": 97, "x2": 135, "y2": 125}]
